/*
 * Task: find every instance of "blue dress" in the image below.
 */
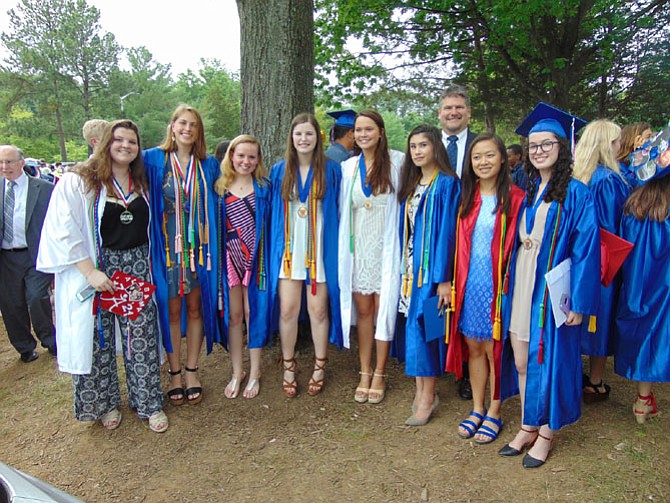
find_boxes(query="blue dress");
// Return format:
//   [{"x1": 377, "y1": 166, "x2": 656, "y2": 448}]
[
  {"x1": 501, "y1": 179, "x2": 601, "y2": 430},
  {"x1": 143, "y1": 148, "x2": 221, "y2": 354},
  {"x1": 580, "y1": 165, "x2": 631, "y2": 356},
  {"x1": 218, "y1": 178, "x2": 273, "y2": 350},
  {"x1": 398, "y1": 173, "x2": 460, "y2": 377},
  {"x1": 459, "y1": 195, "x2": 496, "y2": 341},
  {"x1": 268, "y1": 159, "x2": 343, "y2": 348},
  {"x1": 614, "y1": 209, "x2": 670, "y2": 382}
]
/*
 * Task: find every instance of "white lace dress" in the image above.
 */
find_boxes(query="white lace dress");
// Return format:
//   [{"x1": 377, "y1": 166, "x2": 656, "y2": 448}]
[{"x1": 351, "y1": 181, "x2": 388, "y2": 294}]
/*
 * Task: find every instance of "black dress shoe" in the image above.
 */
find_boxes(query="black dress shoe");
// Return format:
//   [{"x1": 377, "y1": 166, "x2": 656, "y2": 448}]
[
  {"x1": 522, "y1": 452, "x2": 546, "y2": 468},
  {"x1": 458, "y1": 377, "x2": 473, "y2": 400},
  {"x1": 498, "y1": 443, "x2": 523, "y2": 457},
  {"x1": 20, "y1": 350, "x2": 39, "y2": 363}
]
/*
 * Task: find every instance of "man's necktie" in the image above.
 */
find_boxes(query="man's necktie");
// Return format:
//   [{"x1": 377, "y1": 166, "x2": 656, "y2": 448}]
[
  {"x1": 3, "y1": 181, "x2": 16, "y2": 245},
  {"x1": 447, "y1": 135, "x2": 458, "y2": 172}
]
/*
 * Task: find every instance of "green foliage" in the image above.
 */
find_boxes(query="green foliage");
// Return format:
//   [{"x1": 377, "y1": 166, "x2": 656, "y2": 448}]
[
  {"x1": 0, "y1": 1, "x2": 242, "y2": 158},
  {"x1": 315, "y1": 0, "x2": 670, "y2": 134}
]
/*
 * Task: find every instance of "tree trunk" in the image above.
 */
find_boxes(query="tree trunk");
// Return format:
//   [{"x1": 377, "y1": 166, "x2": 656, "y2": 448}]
[
  {"x1": 53, "y1": 79, "x2": 67, "y2": 161},
  {"x1": 237, "y1": 0, "x2": 314, "y2": 166}
]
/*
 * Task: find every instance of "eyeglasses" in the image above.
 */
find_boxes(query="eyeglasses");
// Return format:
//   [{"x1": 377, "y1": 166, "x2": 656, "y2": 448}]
[{"x1": 528, "y1": 141, "x2": 559, "y2": 154}]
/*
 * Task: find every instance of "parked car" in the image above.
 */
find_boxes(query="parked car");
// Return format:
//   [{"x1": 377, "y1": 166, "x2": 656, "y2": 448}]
[{"x1": 0, "y1": 461, "x2": 84, "y2": 502}]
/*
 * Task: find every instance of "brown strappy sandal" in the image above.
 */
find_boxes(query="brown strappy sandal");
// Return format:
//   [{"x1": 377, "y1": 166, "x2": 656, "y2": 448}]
[{"x1": 307, "y1": 356, "x2": 328, "y2": 396}]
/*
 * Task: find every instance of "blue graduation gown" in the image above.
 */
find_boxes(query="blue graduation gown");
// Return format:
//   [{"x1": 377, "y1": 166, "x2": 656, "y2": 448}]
[
  {"x1": 397, "y1": 173, "x2": 460, "y2": 377},
  {"x1": 501, "y1": 179, "x2": 600, "y2": 430},
  {"x1": 268, "y1": 159, "x2": 343, "y2": 348},
  {"x1": 580, "y1": 166, "x2": 631, "y2": 356},
  {"x1": 218, "y1": 178, "x2": 273, "y2": 349},
  {"x1": 614, "y1": 210, "x2": 670, "y2": 382},
  {"x1": 143, "y1": 147, "x2": 221, "y2": 353}
]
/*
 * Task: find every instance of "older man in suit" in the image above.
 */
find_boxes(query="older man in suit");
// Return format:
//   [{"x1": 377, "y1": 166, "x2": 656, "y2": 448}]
[
  {"x1": 439, "y1": 84, "x2": 477, "y2": 178},
  {"x1": 0, "y1": 145, "x2": 55, "y2": 363}
]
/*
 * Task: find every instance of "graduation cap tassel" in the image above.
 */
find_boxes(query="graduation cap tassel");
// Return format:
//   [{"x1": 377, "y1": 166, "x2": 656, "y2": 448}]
[{"x1": 493, "y1": 318, "x2": 501, "y2": 342}]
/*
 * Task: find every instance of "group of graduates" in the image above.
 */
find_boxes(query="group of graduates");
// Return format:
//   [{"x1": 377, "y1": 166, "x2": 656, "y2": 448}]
[{"x1": 35, "y1": 93, "x2": 668, "y2": 470}]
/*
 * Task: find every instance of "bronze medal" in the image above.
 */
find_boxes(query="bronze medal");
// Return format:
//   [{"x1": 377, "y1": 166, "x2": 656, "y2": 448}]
[
  {"x1": 523, "y1": 238, "x2": 532, "y2": 250},
  {"x1": 297, "y1": 204, "x2": 308, "y2": 218},
  {"x1": 364, "y1": 200, "x2": 372, "y2": 209}
]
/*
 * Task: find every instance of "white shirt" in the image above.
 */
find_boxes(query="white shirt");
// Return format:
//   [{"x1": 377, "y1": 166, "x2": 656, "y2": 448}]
[
  {"x1": 2, "y1": 172, "x2": 28, "y2": 249},
  {"x1": 441, "y1": 128, "x2": 469, "y2": 178}
]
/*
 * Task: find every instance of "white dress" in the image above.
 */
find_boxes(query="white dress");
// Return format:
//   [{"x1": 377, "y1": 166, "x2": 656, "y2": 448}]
[
  {"x1": 278, "y1": 198, "x2": 326, "y2": 282},
  {"x1": 351, "y1": 180, "x2": 387, "y2": 294},
  {"x1": 338, "y1": 151, "x2": 405, "y2": 348}
]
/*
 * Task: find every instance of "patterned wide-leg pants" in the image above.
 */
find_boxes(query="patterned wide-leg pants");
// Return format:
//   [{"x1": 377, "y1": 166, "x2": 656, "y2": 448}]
[{"x1": 73, "y1": 244, "x2": 163, "y2": 421}]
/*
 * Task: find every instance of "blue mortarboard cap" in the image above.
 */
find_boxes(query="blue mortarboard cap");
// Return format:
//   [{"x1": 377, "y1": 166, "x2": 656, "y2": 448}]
[
  {"x1": 515, "y1": 102, "x2": 587, "y2": 139},
  {"x1": 327, "y1": 109, "x2": 356, "y2": 129},
  {"x1": 629, "y1": 122, "x2": 670, "y2": 184}
]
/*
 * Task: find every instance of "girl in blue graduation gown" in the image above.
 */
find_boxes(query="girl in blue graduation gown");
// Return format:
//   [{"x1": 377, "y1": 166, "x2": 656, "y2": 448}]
[
  {"x1": 573, "y1": 120, "x2": 631, "y2": 402},
  {"x1": 143, "y1": 105, "x2": 220, "y2": 406},
  {"x1": 396, "y1": 124, "x2": 460, "y2": 426},
  {"x1": 615, "y1": 173, "x2": 670, "y2": 423},
  {"x1": 214, "y1": 135, "x2": 272, "y2": 399},
  {"x1": 499, "y1": 110, "x2": 600, "y2": 468},
  {"x1": 268, "y1": 113, "x2": 342, "y2": 397}
]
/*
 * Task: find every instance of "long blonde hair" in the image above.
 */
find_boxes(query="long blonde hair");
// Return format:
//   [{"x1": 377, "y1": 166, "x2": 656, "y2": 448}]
[
  {"x1": 573, "y1": 119, "x2": 622, "y2": 184},
  {"x1": 214, "y1": 135, "x2": 267, "y2": 196}
]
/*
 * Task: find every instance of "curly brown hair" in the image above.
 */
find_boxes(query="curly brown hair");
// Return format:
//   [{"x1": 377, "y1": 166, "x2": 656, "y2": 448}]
[
  {"x1": 74, "y1": 119, "x2": 148, "y2": 195},
  {"x1": 525, "y1": 136, "x2": 572, "y2": 206}
]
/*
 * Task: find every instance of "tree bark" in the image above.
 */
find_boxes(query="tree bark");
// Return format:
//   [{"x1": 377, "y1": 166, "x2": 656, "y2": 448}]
[{"x1": 237, "y1": 0, "x2": 314, "y2": 166}]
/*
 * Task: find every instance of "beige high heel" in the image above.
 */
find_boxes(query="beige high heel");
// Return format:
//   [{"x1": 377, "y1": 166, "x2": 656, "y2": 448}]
[{"x1": 354, "y1": 371, "x2": 372, "y2": 403}]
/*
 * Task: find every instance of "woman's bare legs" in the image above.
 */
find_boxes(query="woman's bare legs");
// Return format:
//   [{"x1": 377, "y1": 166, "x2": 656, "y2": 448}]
[
  {"x1": 278, "y1": 279, "x2": 302, "y2": 395},
  {"x1": 225, "y1": 285, "x2": 246, "y2": 398},
  {"x1": 306, "y1": 283, "x2": 330, "y2": 394},
  {"x1": 507, "y1": 332, "x2": 536, "y2": 450},
  {"x1": 353, "y1": 293, "x2": 375, "y2": 397},
  {"x1": 183, "y1": 287, "x2": 204, "y2": 401}
]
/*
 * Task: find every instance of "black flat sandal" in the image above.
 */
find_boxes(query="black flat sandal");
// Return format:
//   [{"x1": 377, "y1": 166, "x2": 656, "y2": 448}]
[
  {"x1": 185, "y1": 366, "x2": 203, "y2": 405},
  {"x1": 167, "y1": 368, "x2": 185, "y2": 406},
  {"x1": 583, "y1": 377, "x2": 611, "y2": 404}
]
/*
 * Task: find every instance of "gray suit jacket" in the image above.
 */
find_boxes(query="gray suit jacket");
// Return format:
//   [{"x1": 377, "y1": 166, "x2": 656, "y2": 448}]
[{"x1": 0, "y1": 175, "x2": 54, "y2": 265}]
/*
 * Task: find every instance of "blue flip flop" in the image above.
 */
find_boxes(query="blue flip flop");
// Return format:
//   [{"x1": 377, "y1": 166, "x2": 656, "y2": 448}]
[
  {"x1": 457, "y1": 410, "x2": 486, "y2": 439},
  {"x1": 474, "y1": 415, "x2": 503, "y2": 444}
]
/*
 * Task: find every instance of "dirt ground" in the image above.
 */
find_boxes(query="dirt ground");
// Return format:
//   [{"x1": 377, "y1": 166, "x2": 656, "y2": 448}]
[{"x1": 0, "y1": 326, "x2": 668, "y2": 503}]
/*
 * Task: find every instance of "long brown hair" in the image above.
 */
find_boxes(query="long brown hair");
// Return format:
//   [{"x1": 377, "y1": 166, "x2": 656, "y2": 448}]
[
  {"x1": 280, "y1": 113, "x2": 326, "y2": 200},
  {"x1": 624, "y1": 175, "x2": 670, "y2": 222},
  {"x1": 74, "y1": 119, "x2": 148, "y2": 195},
  {"x1": 617, "y1": 122, "x2": 652, "y2": 166},
  {"x1": 353, "y1": 109, "x2": 394, "y2": 195},
  {"x1": 214, "y1": 135, "x2": 267, "y2": 196},
  {"x1": 460, "y1": 133, "x2": 512, "y2": 217},
  {"x1": 398, "y1": 124, "x2": 456, "y2": 202},
  {"x1": 159, "y1": 104, "x2": 208, "y2": 160}
]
